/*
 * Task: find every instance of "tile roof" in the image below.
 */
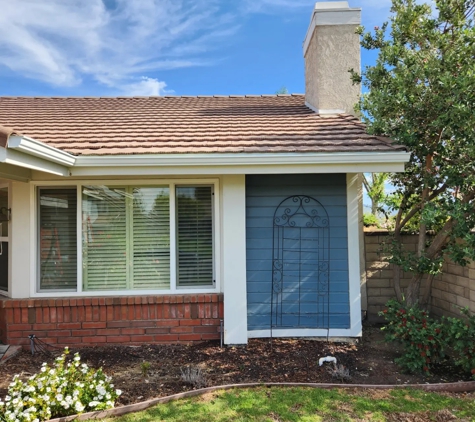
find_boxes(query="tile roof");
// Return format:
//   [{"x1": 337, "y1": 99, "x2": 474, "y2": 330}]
[{"x1": 0, "y1": 94, "x2": 404, "y2": 156}]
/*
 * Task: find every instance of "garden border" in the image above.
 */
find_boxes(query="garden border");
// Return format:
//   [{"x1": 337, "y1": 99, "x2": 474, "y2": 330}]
[{"x1": 49, "y1": 381, "x2": 475, "y2": 421}]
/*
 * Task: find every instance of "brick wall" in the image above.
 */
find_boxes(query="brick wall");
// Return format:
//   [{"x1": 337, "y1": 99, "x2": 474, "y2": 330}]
[
  {"x1": 364, "y1": 230, "x2": 474, "y2": 320},
  {"x1": 0, "y1": 294, "x2": 223, "y2": 348}
]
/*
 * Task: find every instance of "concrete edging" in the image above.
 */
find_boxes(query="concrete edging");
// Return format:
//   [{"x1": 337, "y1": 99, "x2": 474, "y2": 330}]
[{"x1": 49, "y1": 381, "x2": 475, "y2": 421}]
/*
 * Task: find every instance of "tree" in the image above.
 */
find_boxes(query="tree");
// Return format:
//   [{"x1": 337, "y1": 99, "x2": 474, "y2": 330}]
[
  {"x1": 275, "y1": 86, "x2": 289, "y2": 94},
  {"x1": 351, "y1": 0, "x2": 475, "y2": 306},
  {"x1": 363, "y1": 173, "x2": 389, "y2": 216}
]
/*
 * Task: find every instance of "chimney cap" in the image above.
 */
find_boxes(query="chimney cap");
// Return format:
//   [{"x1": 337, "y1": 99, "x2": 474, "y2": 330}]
[
  {"x1": 303, "y1": 1, "x2": 361, "y2": 56},
  {"x1": 314, "y1": 1, "x2": 354, "y2": 11}
]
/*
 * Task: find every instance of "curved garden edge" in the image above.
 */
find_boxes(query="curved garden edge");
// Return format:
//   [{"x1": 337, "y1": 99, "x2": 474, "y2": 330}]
[{"x1": 49, "y1": 380, "x2": 475, "y2": 422}]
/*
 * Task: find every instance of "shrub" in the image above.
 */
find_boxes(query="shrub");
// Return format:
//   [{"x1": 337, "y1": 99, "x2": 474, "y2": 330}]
[
  {"x1": 379, "y1": 299, "x2": 447, "y2": 374},
  {"x1": 444, "y1": 307, "x2": 475, "y2": 379},
  {"x1": 0, "y1": 348, "x2": 121, "y2": 422},
  {"x1": 363, "y1": 213, "x2": 380, "y2": 227}
]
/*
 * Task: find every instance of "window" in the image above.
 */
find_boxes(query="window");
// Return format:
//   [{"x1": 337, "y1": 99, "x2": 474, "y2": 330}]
[
  {"x1": 37, "y1": 183, "x2": 215, "y2": 293},
  {"x1": 39, "y1": 188, "x2": 77, "y2": 291}
]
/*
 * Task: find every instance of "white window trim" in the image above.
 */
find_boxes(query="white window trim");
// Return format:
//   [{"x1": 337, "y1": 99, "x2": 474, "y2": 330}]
[{"x1": 30, "y1": 178, "x2": 221, "y2": 297}]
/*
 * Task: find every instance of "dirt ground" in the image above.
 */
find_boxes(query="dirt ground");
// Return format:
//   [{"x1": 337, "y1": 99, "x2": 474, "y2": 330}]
[{"x1": 1, "y1": 324, "x2": 474, "y2": 409}]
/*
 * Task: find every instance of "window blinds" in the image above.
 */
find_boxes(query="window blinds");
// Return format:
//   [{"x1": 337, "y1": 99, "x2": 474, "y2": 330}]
[
  {"x1": 39, "y1": 188, "x2": 77, "y2": 291},
  {"x1": 82, "y1": 186, "x2": 170, "y2": 291},
  {"x1": 176, "y1": 186, "x2": 213, "y2": 287}
]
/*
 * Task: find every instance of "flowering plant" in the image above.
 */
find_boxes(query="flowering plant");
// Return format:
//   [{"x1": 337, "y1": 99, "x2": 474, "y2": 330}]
[
  {"x1": 0, "y1": 348, "x2": 121, "y2": 421},
  {"x1": 379, "y1": 299, "x2": 447, "y2": 374}
]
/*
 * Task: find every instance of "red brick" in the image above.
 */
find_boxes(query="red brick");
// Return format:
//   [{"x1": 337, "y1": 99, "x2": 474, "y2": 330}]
[
  {"x1": 106, "y1": 335, "x2": 130, "y2": 343},
  {"x1": 154, "y1": 334, "x2": 179, "y2": 342},
  {"x1": 57, "y1": 307, "x2": 64, "y2": 323},
  {"x1": 180, "y1": 319, "x2": 201, "y2": 326},
  {"x1": 35, "y1": 308, "x2": 42, "y2": 324},
  {"x1": 179, "y1": 334, "x2": 202, "y2": 341},
  {"x1": 107, "y1": 321, "x2": 131, "y2": 328},
  {"x1": 13, "y1": 308, "x2": 21, "y2": 323},
  {"x1": 47, "y1": 330, "x2": 71, "y2": 337},
  {"x1": 33, "y1": 323, "x2": 56, "y2": 330},
  {"x1": 57, "y1": 337, "x2": 82, "y2": 344},
  {"x1": 194, "y1": 326, "x2": 218, "y2": 333},
  {"x1": 82, "y1": 336, "x2": 107, "y2": 343},
  {"x1": 155, "y1": 320, "x2": 179, "y2": 327},
  {"x1": 106, "y1": 306, "x2": 114, "y2": 321},
  {"x1": 201, "y1": 333, "x2": 220, "y2": 340},
  {"x1": 50, "y1": 307, "x2": 57, "y2": 323},
  {"x1": 83, "y1": 298, "x2": 91, "y2": 306},
  {"x1": 82, "y1": 322, "x2": 106, "y2": 329},
  {"x1": 92, "y1": 306, "x2": 100, "y2": 321},
  {"x1": 85, "y1": 306, "x2": 93, "y2": 322},
  {"x1": 202, "y1": 319, "x2": 220, "y2": 326},
  {"x1": 145, "y1": 328, "x2": 169, "y2": 334},
  {"x1": 57, "y1": 322, "x2": 81, "y2": 330},
  {"x1": 129, "y1": 335, "x2": 154, "y2": 342},
  {"x1": 96, "y1": 329, "x2": 121, "y2": 336},
  {"x1": 99, "y1": 307, "x2": 107, "y2": 322},
  {"x1": 170, "y1": 326, "x2": 192, "y2": 334},
  {"x1": 9, "y1": 323, "x2": 33, "y2": 330},
  {"x1": 122, "y1": 328, "x2": 144, "y2": 335},
  {"x1": 72, "y1": 330, "x2": 96, "y2": 337},
  {"x1": 129, "y1": 321, "x2": 155, "y2": 328},
  {"x1": 21, "y1": 308, "x2": 28, "y2": 324},
  {"x1": 91, "y1": 298, "x2": 99, "y2": 306}
]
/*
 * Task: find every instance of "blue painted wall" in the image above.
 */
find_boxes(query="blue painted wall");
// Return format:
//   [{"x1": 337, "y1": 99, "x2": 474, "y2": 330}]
[{"x1": 246, "y1": 174, "x2": 350, "y2": 331}]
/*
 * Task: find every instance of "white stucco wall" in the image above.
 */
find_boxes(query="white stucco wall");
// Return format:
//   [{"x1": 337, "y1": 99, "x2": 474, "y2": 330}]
[
  {"x1": 305, "y1": 24, "x2": 360, "y2": 115},
  {"x1": 10, "y1": 181, "x2": 31, "y2": 298},
  {"x1": 220, "y1": 175, "x2": 248, "y2": 344}
]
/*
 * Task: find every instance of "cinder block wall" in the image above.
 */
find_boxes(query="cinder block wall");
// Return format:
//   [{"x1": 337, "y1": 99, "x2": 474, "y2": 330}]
[
  {"x1": 0, "y1": 294, "x2": 223, "y2": 348},
  {"x1": 363, "y1": 230, "x2": 454, "y2": 320},
  {"x1": 432, "y1": 260, "x2": 475, "y2": 317}
]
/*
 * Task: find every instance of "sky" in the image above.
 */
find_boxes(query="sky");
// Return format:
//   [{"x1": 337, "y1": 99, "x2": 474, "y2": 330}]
[{"x1": 0, "y1": 0, "x2": 395, "y2": 97}]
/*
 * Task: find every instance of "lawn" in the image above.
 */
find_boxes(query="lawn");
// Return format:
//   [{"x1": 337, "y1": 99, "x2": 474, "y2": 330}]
[{"x1": 100, "y1": 386, "x2": 475, "y2": 422}]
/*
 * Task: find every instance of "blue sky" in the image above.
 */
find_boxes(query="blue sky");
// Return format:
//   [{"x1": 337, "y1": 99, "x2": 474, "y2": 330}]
[{"x1": 0, "y1": 0, "x2": 394, "y2": 97}]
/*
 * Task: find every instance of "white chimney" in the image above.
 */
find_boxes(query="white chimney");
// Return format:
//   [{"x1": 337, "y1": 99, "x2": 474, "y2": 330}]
[{"x1": 303, "y1": 1, "x2": 361, "y2": 115}]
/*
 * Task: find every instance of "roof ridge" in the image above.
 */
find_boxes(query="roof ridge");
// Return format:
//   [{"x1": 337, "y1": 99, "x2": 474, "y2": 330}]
[{"x1": 0, "y1": 94, "x2": 306, "y2": 100}]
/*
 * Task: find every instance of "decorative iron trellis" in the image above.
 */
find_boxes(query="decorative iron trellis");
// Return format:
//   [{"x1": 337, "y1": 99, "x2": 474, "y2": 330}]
[{"x1": 271, "y1": 195, "x2": 330, "y2": 331}]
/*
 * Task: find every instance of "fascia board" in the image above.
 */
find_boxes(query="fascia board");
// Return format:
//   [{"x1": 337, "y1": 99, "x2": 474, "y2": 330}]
[
  {"x1": 0, "y1": 163, "x2": 31, "y2": 182},
  {"x1": 0, "y1": 148, "x2": 69, "y2": 177},
  {"x1": 74, "y1": 151, "x2": 410, "y2": 167},
  {"x1": 8, "y1": 135, "x2": 76, "y2": 166}
]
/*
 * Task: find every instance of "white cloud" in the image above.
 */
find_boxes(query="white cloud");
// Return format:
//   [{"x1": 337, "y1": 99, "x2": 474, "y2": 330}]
[
  {"x1": 123, "y1": 77, "x2": 170, "y2": 96},
  {"x1": 0, "y1": 0, "x2": 236, "y2": 93}
]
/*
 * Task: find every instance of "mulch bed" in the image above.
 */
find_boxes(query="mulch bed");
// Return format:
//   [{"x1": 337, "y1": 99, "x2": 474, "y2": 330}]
[{"x1": 1, "y1": 324, "x2": 474, "y2": 407}]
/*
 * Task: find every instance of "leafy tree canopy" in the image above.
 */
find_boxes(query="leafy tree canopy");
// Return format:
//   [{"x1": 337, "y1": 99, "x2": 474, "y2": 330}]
[{"x1": 351, "y1": 0, "x2": 475, "y2": 306}]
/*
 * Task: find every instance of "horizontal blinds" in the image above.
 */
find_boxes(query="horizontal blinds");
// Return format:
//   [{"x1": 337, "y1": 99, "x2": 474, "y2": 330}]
[
  {"x1": 83, "y1": 186, "x2": 127, "y2": 291},
  {"x1": 39, "y1": 188, "x2": 77, "y2": 291},
  {"x1": 132, "y1": 187, "x2": 170, "y2": 289},
  {"x1": 176, "y1": 186, "x2": 213, "y2": 287}
]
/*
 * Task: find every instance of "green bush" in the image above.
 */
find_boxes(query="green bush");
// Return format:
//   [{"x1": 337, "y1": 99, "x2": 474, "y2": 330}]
[
  {"x1": 444, "y1": 307, "x2": 475, "y2": 378},
  {"x1": 379, "y1": 299, "x2": 447, "y2": 374},
  {"x1": 363, "y1": 213, "x2": 380, "y2": 227},
  {"x1": 0, "y1": 348, "x2": 121, "y2": 422}
]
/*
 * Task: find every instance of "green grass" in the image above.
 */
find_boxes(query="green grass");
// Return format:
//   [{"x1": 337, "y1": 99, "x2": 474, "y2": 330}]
[{"x1": 100, "y1": 387, "x2": 475, "y2": 422}]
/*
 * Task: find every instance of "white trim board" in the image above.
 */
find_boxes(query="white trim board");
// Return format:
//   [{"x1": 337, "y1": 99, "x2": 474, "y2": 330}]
[{"x1": 248, "y1": 327, "x2": 361, "y2": 339}]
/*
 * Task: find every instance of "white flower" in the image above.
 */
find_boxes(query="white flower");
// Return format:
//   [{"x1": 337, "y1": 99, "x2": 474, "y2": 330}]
[
  {"x1": 56, "y1": 394, "x2": 63, "y2": 401},
  {"x1": 116, "y1": 389, "x2": 122, "y2": 396},
  {"x1": 88, "y1": 401, "x2": 100, "y2": 407},
  {"x1": 75, "y1": 401, "x2": 85, "y2": 412}
]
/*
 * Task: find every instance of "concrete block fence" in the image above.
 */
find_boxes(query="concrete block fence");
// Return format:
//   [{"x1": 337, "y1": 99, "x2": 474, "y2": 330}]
[
  {"x1": 0, "y1": 294, "x2": 223, "y2": 348},
  {"x1": 364, "y1": 230, "x2": 475, "y2": 320}
]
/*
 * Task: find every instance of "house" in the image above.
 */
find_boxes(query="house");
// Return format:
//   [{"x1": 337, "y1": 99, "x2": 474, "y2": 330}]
[{"x1": 0, "y1": 2, "x2": 409, "y2": 348}]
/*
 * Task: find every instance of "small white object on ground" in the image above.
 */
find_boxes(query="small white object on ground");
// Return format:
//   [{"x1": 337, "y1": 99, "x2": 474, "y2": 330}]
[{"x1": 318, "y1": 356, "x2": 337, "y2": 366}]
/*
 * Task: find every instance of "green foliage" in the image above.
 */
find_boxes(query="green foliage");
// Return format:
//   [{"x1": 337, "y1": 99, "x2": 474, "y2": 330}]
[
  {"x1": 0, "y1": 348, "x2": 121, "y2": 421},
  {"x1": 379, "y1": 299, "x2": 446, "y2": 374},
  {"x1": 363, "y1": 173, "x2": 388, "y2": 216},
  {"x1": 275, "y1": 86, "x2": 288, "y2": 94},
  {"x1": 363, "y1": 212, "x2": 380, "y2": 227},
  {"x1": 444, "y1": 307, "x2": 475, "y2": 377},
  {"x1": 141, "y1": 361, "x2": 151, "y2": 378},
  {"x1": 351, "y1": 0, "x2": 475, "y2": 304}
]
